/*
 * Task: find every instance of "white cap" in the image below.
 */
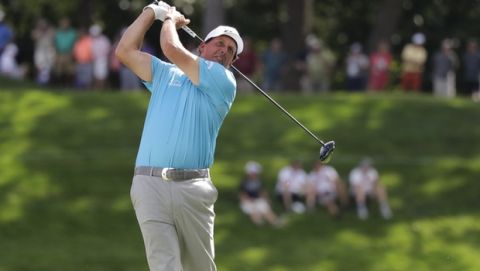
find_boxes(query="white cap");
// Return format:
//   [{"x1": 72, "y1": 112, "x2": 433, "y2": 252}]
[
  {"x1": 205, "y1": 25, "x2": 244, "y2": 55},
  {"x1": 412, "y1": 32, "x2": 425, "y2": 45},
  {"x1": 89, "y1": 24, "x2": 102, "y2": 36},
  {"x1": 245, "y1": 161, "x2": 262, "y2": 174}
]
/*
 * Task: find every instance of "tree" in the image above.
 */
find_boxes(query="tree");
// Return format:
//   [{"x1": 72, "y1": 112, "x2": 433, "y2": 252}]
[
  {"x1": 367, "y1": 0, "x2": 403, "y2": 52},
  {"x1": 281, "y1": 0, "x2": 308, "y2": 90},
  {"x1": 203, "y1": 0, "x2": 224, "y2": 36}
]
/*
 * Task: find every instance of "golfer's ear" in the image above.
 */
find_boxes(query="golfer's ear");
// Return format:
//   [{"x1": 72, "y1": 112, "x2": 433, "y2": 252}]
[{"x1": 198, "y1": 42, "x2": 206, "y2": 55}]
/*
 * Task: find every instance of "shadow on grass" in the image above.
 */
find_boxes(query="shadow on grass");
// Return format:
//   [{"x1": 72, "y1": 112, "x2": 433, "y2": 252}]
[{"x1": 1, "y1": 90, "x2": 480, "y2": 271}]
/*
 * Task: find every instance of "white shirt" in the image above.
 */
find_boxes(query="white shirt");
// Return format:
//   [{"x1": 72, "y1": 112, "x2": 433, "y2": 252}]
[
  {"x1": 308, "y1": 165, "x2": 339, "y2": 194},
  {"x1": 349, "y1": 166, "x2": 378, "y2": 193},
  {"x1": 276, "y1": 166, "x2": 307, "y2": 195}
]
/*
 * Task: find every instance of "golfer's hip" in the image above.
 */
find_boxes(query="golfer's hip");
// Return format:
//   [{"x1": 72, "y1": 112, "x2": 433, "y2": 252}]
[{"x1": 134, "y1": 166, "x2": 210, "y2": 181}]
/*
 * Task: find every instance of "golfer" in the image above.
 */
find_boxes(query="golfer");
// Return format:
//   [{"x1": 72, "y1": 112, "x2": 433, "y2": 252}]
[{"x1": 115, "y1": 2, "x2": 243, "y2": 271}]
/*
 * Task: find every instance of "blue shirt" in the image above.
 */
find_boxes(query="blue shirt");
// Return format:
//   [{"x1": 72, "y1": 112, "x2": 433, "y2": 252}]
[
  {"x1": 0, "y1": 23, "x2": 13, "y2": 50},
  {"x1": 136, "y1": 56, "x2": 236, "y2": 169}
]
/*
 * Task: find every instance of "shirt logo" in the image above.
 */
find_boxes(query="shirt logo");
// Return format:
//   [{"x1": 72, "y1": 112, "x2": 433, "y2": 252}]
[
  {"x1": 168, "y1": 74, "x2": 182, "y2": 87},
  {"x1": 206, "y1": 60, "x2": 214, "y2": 70}
]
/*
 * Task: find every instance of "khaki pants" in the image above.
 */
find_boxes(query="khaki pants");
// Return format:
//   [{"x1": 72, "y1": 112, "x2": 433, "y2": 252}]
[{"x1": 131, "y1": 175, "x2": 218, "y2": 271}]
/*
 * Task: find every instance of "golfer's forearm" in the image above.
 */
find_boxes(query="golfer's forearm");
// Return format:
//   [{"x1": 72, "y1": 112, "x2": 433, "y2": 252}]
[
  {"x1": 160, "y1": 19, "x2": 184, "y2": 59},
  {"x1": 116, "y1": 10, "x2": 155, "y2": 59},
  {"x1": 160, "y1": 19, "x2": 199, "y2": 84}
]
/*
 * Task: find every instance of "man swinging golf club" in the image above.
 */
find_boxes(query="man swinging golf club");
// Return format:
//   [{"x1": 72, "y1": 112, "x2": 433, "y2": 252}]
[{"x1": 115, "y1": 2, "x2": 243, "y2": 270}]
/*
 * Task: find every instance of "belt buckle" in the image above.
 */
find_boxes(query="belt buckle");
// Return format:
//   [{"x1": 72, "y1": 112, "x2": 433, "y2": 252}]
[{"x1": 161, "y1": 168, "x2": 172, "y2": 180}]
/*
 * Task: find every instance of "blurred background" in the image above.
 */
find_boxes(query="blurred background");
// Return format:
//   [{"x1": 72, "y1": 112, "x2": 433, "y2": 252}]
[{"x1": 1, "y1": 0, "x2": 480, "y2": 270}]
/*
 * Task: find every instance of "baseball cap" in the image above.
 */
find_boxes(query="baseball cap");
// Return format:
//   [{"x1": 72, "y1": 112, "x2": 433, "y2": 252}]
[
  {"x1": 89, "y1": 24, "x2": 102, "y2": 36},
  {"x1": 359, "y1": 157, "x2": 373, "y2": 167},
  {"x1": 245, "y1": 161, "x2": 262, "y2": 174},
  {"x1": 412, "y1": 32, "x2": 425, "y2": 45},
  {"x1": 205, "y1": 25, "x2": 244, "y2": 55}
]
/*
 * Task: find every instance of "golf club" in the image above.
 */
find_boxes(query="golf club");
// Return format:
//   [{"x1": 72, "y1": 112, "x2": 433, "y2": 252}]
[{"x1": 158, "y1": 1, "x2": 335, "y2": 162}]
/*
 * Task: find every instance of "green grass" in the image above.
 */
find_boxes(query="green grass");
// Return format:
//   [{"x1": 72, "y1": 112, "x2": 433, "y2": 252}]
[{"x1": 1, "y1": 79, "x2": 480, "y2": 271}]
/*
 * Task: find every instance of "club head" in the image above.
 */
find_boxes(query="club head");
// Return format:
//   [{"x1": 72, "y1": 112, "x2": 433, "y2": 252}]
[{"x1": 319, "y1": 141, "x2": 335, "y2": 163}]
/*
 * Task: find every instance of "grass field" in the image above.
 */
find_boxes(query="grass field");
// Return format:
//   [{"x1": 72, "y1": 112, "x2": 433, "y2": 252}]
[{"x1": 1, "y1": 81, "x2": 480, "y2": 271}]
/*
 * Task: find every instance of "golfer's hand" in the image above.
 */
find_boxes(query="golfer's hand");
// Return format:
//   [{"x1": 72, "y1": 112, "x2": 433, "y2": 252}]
[
  {"x1": 143, "y1": 1, "x2": 170, "y2": 21},
  {"x1": 165, "y1": 7, "x2": 190, "y2": 29}
]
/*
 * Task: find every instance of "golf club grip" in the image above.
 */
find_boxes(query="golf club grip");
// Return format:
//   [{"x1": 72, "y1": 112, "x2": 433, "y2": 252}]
[{"x1": 181, "y1": 26, "x2": 200, "y2": 40}]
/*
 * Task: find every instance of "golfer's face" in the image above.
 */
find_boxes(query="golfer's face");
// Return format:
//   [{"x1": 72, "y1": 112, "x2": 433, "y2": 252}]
[{"x1": 201, "y1": 36, "x2": 237, "y2": 67}]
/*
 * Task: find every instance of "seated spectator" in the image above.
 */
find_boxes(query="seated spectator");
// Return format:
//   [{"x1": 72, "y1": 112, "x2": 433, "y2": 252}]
[
  {"x1": 239, "y1": 161, "x2": 283, "y2": 227},
  {"x1": 306, "y1": 161, "x2": 348, "y2": 217},
  {"x1": 349, "y1": 157, "x2": 393, "y2": 220},
  {"x1": 0, "y1": 41, "x2": 27, "y2": 79},
  {"x1": 275, "y1": 160, "x2": 308, "y2": 214}
]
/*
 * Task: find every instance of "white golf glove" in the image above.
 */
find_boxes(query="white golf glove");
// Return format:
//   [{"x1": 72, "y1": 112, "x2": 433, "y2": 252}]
[{"x1": 144, "y1": 1, "x2": 171, "y2": 21}]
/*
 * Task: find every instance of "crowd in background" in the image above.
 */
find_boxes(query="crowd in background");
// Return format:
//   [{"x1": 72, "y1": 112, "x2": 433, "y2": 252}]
[
  {"x1": 235, "y1": 32, "x2": 480, "y2": 101},
  {"x1": 1, "y1": 10, "x2": 480, "y2": 101},
  {"x1": 0, "y1": 13, "x2": 146, "y2": 91},
  {"x1": 238, "y1": 158, "x2": 393, "y2": 227}
]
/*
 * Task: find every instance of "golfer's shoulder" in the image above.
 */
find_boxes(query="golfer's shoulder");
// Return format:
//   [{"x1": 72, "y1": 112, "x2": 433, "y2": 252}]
[
  {"x1": 199, "y1": 59, "x2": 236, "y2": 89},
  {"x1": 200, "y1": 59, "x2": 233, "y2": 76}
]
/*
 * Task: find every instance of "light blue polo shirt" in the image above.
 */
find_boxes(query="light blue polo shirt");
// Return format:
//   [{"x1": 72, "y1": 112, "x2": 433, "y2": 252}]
[{"x1": 135, "y1": 56, "x2": 236, "y2": 169}]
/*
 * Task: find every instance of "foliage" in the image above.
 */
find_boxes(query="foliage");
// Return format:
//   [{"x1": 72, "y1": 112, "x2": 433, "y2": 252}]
[
  {"x1": 3, "y1": 0, "x2": 480, "y2": 53},
  {"x1": 1, "y1": 81, "x2": 480, "y2": 270}
]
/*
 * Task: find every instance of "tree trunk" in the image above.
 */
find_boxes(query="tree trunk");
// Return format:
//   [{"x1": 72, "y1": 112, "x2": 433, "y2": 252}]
[
  {"x1": 367, "y1": 0, "x2": 404, "y2": 52},
  {"x1": 203, "y1": 0, "x2": 225, "y2": 36},
  {"x1": 79, "y1": 0, "x2": 92, "y2": 27},
  {"x1": 282, "y1": 0, "x2": 307, "y2": 91}
]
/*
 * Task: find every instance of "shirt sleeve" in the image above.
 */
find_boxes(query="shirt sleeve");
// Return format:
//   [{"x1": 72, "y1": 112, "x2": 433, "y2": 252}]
[
  {"x1": 349, "y1": 169, "x2": 360, "y2": 186},
  {"x1": 142, "y1": 56, "x2": 172, "y2": 93},
  {"x1": 198, "y1": 58, "x2": 236, "y2": 115}
]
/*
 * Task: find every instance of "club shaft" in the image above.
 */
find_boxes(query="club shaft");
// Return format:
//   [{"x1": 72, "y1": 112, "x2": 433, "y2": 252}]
[{"x1": 181, "y1": 26, "x2": 325, "y2": 146}]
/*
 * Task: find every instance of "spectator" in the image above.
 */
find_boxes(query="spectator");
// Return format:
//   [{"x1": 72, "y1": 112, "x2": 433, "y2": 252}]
[
  {"x1": 73, "y1": 27, "x2": 93, "y2": 89},
  {"x1": 349, "y1": 157, "x2": 393, "y2": 220},
  {"x1": 53, "y1": 17, "x2": 77, "y2": 86},
  {"x1": 345, "y1": 42, "x2": 369, "y2": 91},
  {"x1": 275, "y1": 160, "x2": 308, "y2": 213},
  {"x1": 462, "y1": 39, "x2": 480, "y2": 97},
  {"x1": 239, "y1": 161, "x2": 283, "y2": 227},
  {"x1": 90, "y1": 24, "x2": 111, "y2": 90},
  {"x1": 401, "y1": 32, "x2": 427, "y2": 92},
  {"x1": 31, "y1": 18, "x2": 56, "y2": 85},
  {"x1": 301, "y1": 35, "x2": 336, "y2": 93},
  {"x1": 0, "y1": 41, "x2": 27, "y2": 79},
  {"x1": 432, "y1": 38, "x2": 458, "y2": 98},
  {"x1": 0, "y1": 9, "x2": 13, "y2": 57},
  {"x1": 234, "y1": 37, "x2": 258, "y2": 93},
  {"x1": 260, "y1": 38, "x2": 287, "y2": 91},
  {"x1": 368, "y1": 40, "x2": 393, "y2": 91},
  {"x1": 306, "y1": 161, "x2": 348, "y2": 217}
]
